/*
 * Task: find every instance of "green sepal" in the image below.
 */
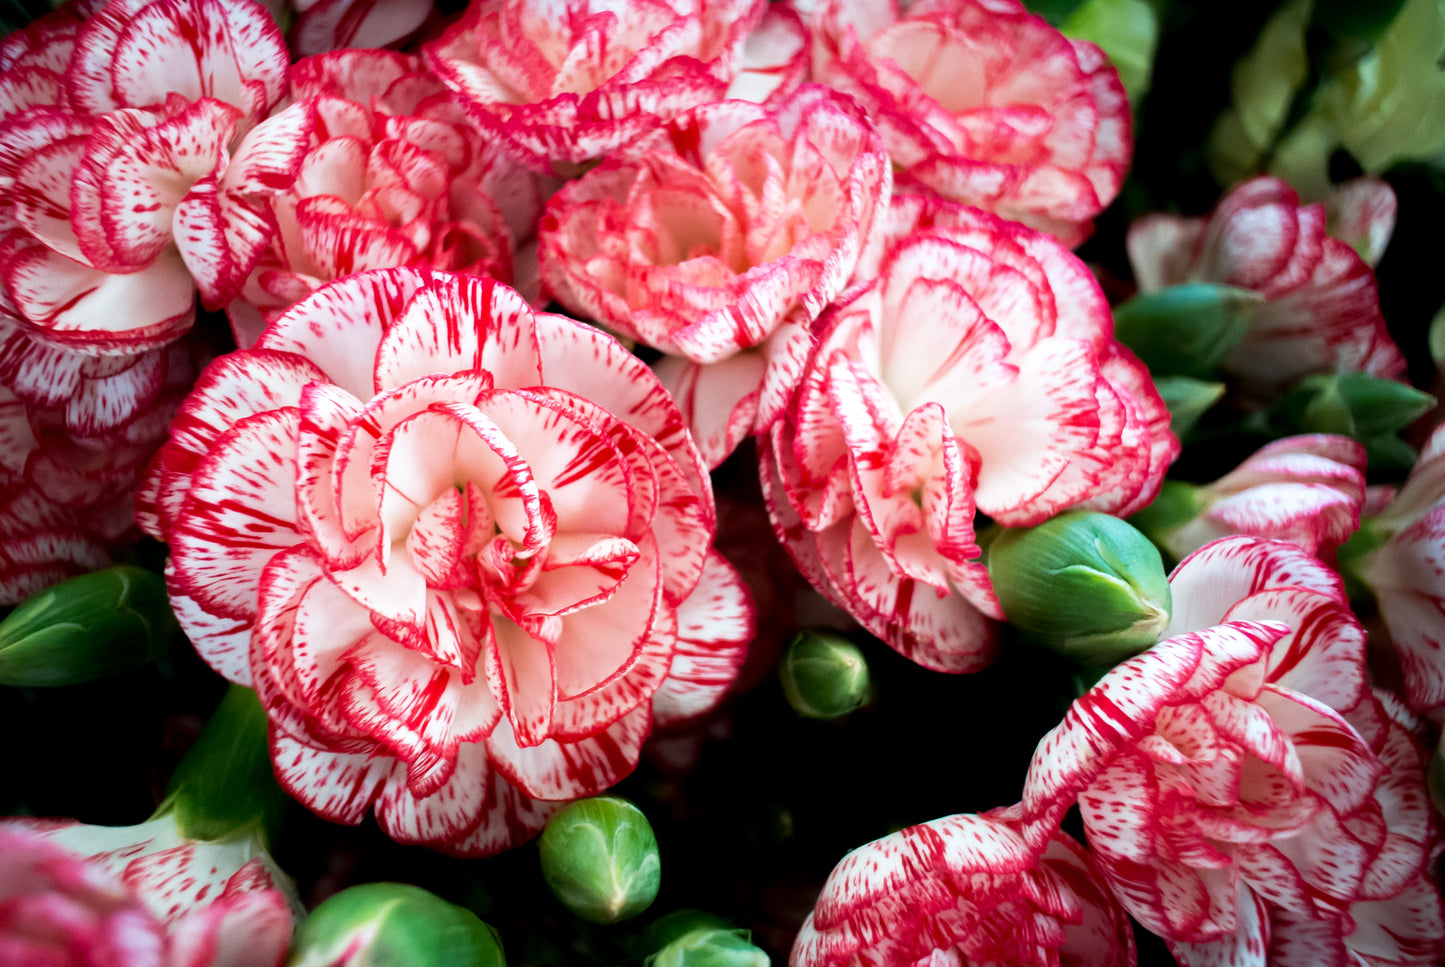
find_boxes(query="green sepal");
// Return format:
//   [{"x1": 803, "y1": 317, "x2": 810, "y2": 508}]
[
  {"x1": 988, "y1": 511, "x2": 1172, "y2": 667},
  {"x1": 159, "y1": 685, "x2": 287, "y2": 848},
  {"x1": 1362, "y1": 435, "x2": 1420, "y2": 477},
  {"x1": 0, "y1": 566, "x2": 177, "y2": 687},
  {"x1": 1336, "y1": 516, "x2": 1391, "y2": 602},
  {"x1": 1112, "y1": 284, "x2": 1261, "y2": 380},
  {"x1": 644, "y1": 928, "x2": 769, "y2": 967},
  {"x1": 1270, "y1": 372, "x2": 1435, "y2": 440},
  {"x1": 1128, "y1": 480, "x2": 1204, "y2": 560},
  {"x1": 539, "y1": 797, "x2": 661, "y2": 925},
  {"x1": 779, "y1": 630, "x2": 872, "y2": 720},
  {"x1": 288, "y1": 883, "x2": 505, "y2": 967},
  {"x1": 1151, "y1": 375, "x2": 1227, "y2": 440},
  {"x1": 1023, "y1": 0, "x2": 1088, "y2": 25}
]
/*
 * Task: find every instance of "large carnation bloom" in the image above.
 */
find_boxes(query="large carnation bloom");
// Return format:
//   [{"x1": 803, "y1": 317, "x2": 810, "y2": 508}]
[
  {"x1": 230, "y1": 49, "x2": 544, "y2": 346},
  {"x1": 762, "y1": 194, "x2": 1175, "y2": 672},
  {"x1": 138, "y1": 269, "x2": 754, "y2": 855},
  {"x1": 791, "y1": 813, "x2": 1136, "y2": 967},
  {"x1": 1127, "y1": 177, "x2": 1405, "y2": 396},
  {"x1": 539, "y1": 84, "x2": 890, "y2": 467},
  {"x1": 805, "y1": 0, "x2": 1131, "y2": 246},
  {"x1": 423, "y1": 0, "x2": 767, "y2": 172},
  {"x1": 0, "y1": 819, "x2": 294, "y2": 967},
  {"x1": 1018, "y1": 537, "x2": 1404, "y2": 967}
]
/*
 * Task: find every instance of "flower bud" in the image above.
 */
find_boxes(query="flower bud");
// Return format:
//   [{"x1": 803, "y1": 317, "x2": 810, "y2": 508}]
[
  {"x1": 987, "y1": 511, "x2": 1171, "y2": 667},
  {"x1": 0, "y1": 566, "x2": 177, "y2": 686},
  {"x1": 538, "y1": 797, "x2": 660, "y2": 924},
  {"x1": 779, "y1": 630, "x2": 871, "y2": 720},
  {"x1": 288, "y1": 883, "x2": 504, "y2": 967},
  {"x1": 647, "y1": 927, "x2": 769, "y2": 967},
  {"x1": 641, "y1": 910, "x2": 736, "y2": 954}
]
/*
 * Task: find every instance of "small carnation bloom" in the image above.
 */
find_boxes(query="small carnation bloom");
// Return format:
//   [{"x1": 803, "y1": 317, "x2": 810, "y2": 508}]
[
  {"x1": 1147, "y1": 434, "x2": 1367, "y2": 562},
  {"x1": 1345, "y1": 423, "x2": 1445, "y2": 714},
  {"x1": 0, "y1": 0, "x2": 300, "y2": 431},
  {"x1": 138, "y1": 269, "x2": 754, "y2": 856},
  {"x1": 805, "y1": 0, "x2": 1131, "y2": 246},
  {"x1": 762, "y1": 193, "x2": 1175, "y2": 673},
  {"x1": 1019, "y1": 537, "x2": 1388, "y2": 967},
  {"x1": 539, "y1": 84, "x2": 890, "y2": 467},
  {"x1": 0, "y1": 818, "x2": 294, "y2": 967},
  {"x1": 790, "y1": 813, "x2": 1136, "y2": 967},
  {"x1": 423, "y1": 0, "x2": 767, "y2": 172},
  {"x1": 229, "y1": 49, "x2": 544, "y2": 346},
  {"x1": 1127, "y1": 176, "x2": 1406, "y2": 396}
]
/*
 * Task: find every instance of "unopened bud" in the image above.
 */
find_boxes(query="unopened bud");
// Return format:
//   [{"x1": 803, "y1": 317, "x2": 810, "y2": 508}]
[
  {"x1": 539, "y1": 797, "x2": 660, "y2": 924},
  {"x1": 988, "y1": 511, "x2": 1171, "y2": 667},
  {"x1": 288, "y1": 883, "x2": 504, "y2": 967},
  {"x1": 779, "y1": 630, "x2": 871, "y2": 720},
  {"x1": 647, "y1": 927, "x2": 769, "y2": 967}
]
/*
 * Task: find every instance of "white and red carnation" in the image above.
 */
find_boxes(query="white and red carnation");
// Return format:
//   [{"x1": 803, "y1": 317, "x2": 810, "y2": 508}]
[
  {"x1": 230, "y1": 49, "x2": 544, "y2": 347},
  {"x1": 790, "y1": 813, "x2": 1135, "y2": 967},
  {"x1": 1018, "y1": 537, "x2": 1392, "y2": 967},
  {"x1": 1158, "y1": 434, "x2": 1367, "y2": 561},
  {"x1": 138, "y1": 269, "x2": 753, "y2": 856},
  {"x1": 423, "y1": 0, "x2": 767, "y2": 172},
  {"x1": 1127, "y1": 177, "x2": 1406, "y2": 395},
  {"x1": 727, "y1": 4, "x2": 811, "y2": 108},
  {"x1": 761, "y1": 193, "x2": 1175, "y2": 673},
  {"x1": 0, "y1": 819, "x2": 294, "y2": 967},
  {"x1": 805, "y1": 0, "x2": 1131, "y2": 246},
  {"x1": 1348, "y1": 423, "x2": 1445, "y2": 715},
  {"x1": 1262, "y1": 690, "x2": 1445, "y2": 967},
  {"x1": 1325, "y1": 177, "x2": 1397, "y2": 268},
  {"x1": 0, "y1": 0, "x2": 299, "y2": 435},
  {"x1": 539, "y1": 84, "x2": 889, "y2": 467}
]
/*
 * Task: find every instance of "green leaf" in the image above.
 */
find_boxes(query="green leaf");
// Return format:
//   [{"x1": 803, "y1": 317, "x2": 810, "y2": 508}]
[
  {"x1": 1112, "y1": 284, "x2": 1261, "y2": 379},
  {"x1": 0, "y1": 566, "x2": 177, "y2": 687},
  {"x1": 1152, "y1": 375, "x2": 1226, "y2": 439},
  {"x1": 1061, "y1": 0, "x2": 1160, "y2": 100},
  {"x1": 161, "y1": 685, "x2": 288, "y2": 847}
]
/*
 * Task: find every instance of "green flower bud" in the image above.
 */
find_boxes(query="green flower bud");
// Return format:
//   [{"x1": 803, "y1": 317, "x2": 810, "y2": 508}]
[
  {"x1": 539, "y1": 797, "x2": 660, "y2": 924},
  {"x1": 779, "y1": 630, "x2": 871, "y2": 720},
  {"x1": 288, "y1": 883, "x2": 504, "y2": 967},
  {"x1": 640, "y1": 910, "x2": 736, "y2": 955},
  {"x1": 1111, "y1": 284, "x2": 1262, "y2": 381},
  {"x1": 0, "y1": 566, "x2": 177, "y2": 687},
  {"x1": 988, "y1": 511, "x2": 1172, "y2": 667},
  {"x1": 646, "y1": 928, "x2": 769, "y2": 967}
]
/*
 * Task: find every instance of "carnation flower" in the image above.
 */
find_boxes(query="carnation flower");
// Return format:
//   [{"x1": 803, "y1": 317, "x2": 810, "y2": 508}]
[
  {"x1": 1259, "y1": 690, "x2": 1444, "y2": 967},
  {"x1": 1342, "y1": 423, "x2": 1445, "y2": 714},
  {"x1": 539, "y1": 84, "x2": 890, "y2": 467},
  {"x1": 423, "y1": 0, "x2": 767, "y2": 172},
  {"x1": 1138, "y1": 434, "x2": 1367, "y2": 562},
  {"x1": 229, "y1": 49, "x2": 544, "y2": 347},
  {"x1": 1127, "y1": 176, "x2": 1406, "y2": 396},
  {"x1": 726, "y1": 4, "x2": 810, "y2": 108},
  {"x1": 287, "y1": 0, "x2": 437, "y2": 58},
  {"x1": 762, "y1": 194, "x2": 1174, "y2": 672},
  {"x1": 0, "y1": 0, "x2": 300, "y2": 434},
  {"x1": 138, "y1": 269, "x2": 753, "y2": 856},
  {"x1": 1019, "y1": 537, "x2": 1385, "y2": 966},
  {"x1": 790, "y1": 813, "x2": 1136, "y2": 967},
  {"x1": 805, "y1": 0, "x2": 1132, "y2": 246},
  {"x1": 0, "y1": 818, "x2": 294, "y2": 967}
]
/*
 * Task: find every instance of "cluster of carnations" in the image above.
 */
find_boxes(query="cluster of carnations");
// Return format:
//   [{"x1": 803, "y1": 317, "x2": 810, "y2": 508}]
[{"x1": 0, "y1": 0, "x2": 1441, "y2": 965}]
